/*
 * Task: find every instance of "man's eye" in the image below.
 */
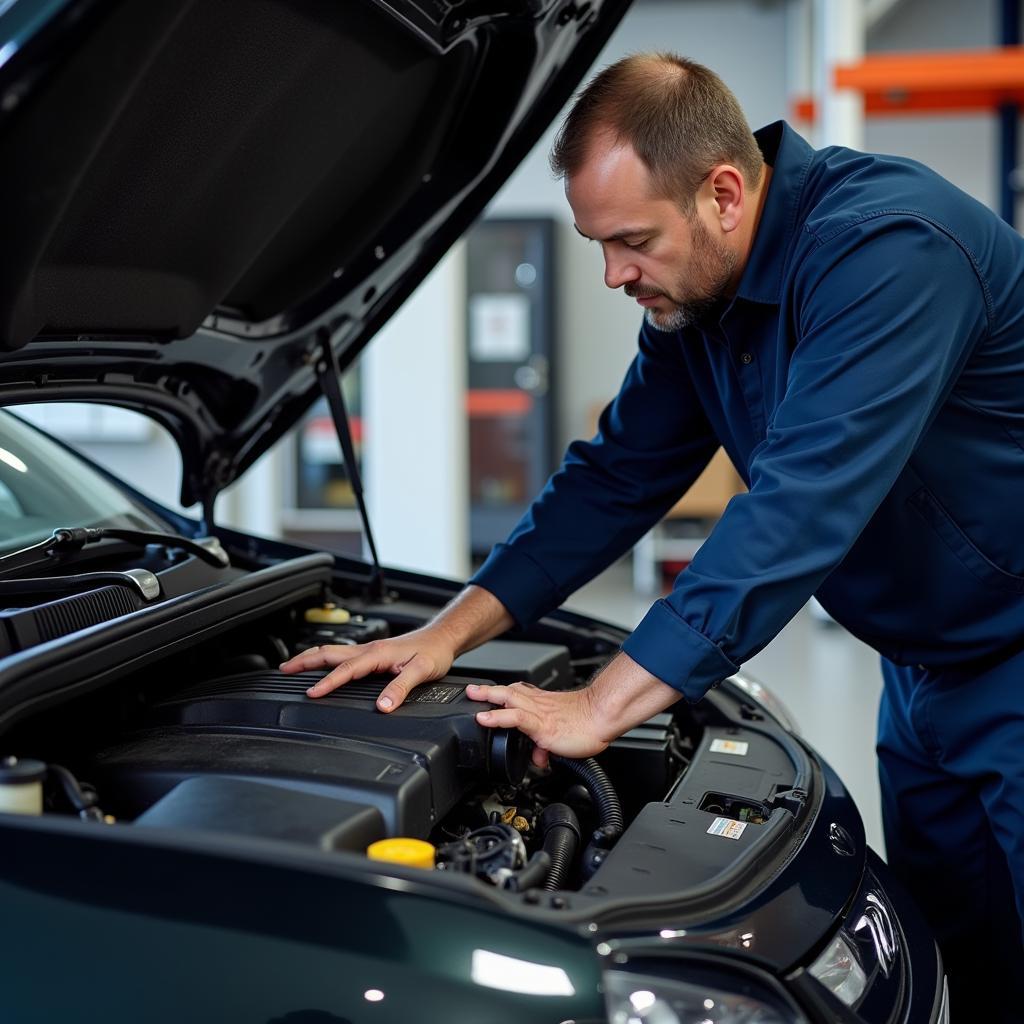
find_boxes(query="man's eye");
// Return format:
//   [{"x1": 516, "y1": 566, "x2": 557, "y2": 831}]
[{"x1": 625, "y1": 239, "x2": 649, "y2": 251}]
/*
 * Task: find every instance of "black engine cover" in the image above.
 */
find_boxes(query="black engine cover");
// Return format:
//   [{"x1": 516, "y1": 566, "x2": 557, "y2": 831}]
[{"x1": 89, "y1": 670, "x2": 532, "y2": 843}]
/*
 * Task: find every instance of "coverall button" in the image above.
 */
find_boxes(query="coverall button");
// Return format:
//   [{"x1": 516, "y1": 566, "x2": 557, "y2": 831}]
[{"x1": 741, "y1": 352, "x2": 753, "y2": 364}]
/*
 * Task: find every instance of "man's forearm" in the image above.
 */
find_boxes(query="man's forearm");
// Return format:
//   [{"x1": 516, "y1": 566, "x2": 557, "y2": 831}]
[
  {"x1": 429, "y1": 584, "x2": 515, "y2": 656},
  {"x1": 587, "y1": 651, "x2": 683, "y2": 742}
]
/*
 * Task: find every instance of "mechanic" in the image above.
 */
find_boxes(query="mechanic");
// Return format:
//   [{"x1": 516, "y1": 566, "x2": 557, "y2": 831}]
[{"x1": 282, "y1": 54, "x2": 1024, "y2": 1015}]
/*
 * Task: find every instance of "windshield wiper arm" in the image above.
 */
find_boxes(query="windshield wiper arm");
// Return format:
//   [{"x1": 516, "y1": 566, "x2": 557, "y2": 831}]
[
  {"x1": 0, "y1": 527, "x2": 230, "y2": 579},
  {"x1": 0, "y1": 568, "x2": 162, "y2": 601}
]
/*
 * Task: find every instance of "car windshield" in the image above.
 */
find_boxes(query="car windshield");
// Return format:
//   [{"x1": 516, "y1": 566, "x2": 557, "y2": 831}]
[{"x1": 0, "y1": 410, "x2": 169, "y2": 553}]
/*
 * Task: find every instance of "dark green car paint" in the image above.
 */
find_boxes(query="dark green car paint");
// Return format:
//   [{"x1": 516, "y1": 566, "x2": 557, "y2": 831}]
[{"x1": 2, "y1": 814, "x2": 605, "y2": 1023}]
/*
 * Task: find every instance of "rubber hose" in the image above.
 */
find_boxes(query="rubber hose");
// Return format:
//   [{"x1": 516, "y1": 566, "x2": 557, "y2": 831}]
[
  {"x1": 504, "y1": 850, "x2": 551, "y2": 892},
  {"x1": 47, "y1": 764, "x2": 105, "y2": 821},
  {"x1": 550, "y1": 756, "x2": 623, "y2": 837},
  {"x1": 539, "y1": 802, "x2": 581, "y2": 891}
]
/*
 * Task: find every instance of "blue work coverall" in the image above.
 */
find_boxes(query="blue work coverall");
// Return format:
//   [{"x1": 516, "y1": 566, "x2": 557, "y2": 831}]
[{"x1": 472, "y1": 121, "x2": 1024, "y2": 1015}]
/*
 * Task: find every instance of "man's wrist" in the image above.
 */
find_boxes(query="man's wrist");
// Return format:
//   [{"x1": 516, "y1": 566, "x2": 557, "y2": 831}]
[
  {"x1": 586, "y1": 651, "x2": 682, "y2": 741},
  {"x1": 429, "y1": 584, "x2": 513, "y2": 656}
]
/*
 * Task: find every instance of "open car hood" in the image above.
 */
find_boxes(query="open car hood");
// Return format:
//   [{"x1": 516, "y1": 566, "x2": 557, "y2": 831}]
[{"x1": 0, "y1": 0, "x2": 629, "y2": 506}]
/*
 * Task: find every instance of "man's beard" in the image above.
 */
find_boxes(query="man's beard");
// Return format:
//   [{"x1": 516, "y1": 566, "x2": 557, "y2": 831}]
[{"x1": 629, "y1": 216, "x2": 737, "y2": 332}]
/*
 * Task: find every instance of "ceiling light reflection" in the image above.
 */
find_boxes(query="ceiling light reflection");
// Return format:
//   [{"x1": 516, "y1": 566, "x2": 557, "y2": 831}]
[
  {"x1": 0, "y1": 448, "x2": 27, "y2": 473},
  {"x1": 471, "y1": 949, "x2": 576, "y2": 996},
  {"x1": 629, "y1": 990, "x2": 656, "y2": 1011}
]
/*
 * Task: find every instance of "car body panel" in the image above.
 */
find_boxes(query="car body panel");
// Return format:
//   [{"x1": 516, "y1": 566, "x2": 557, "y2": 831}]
[{"x1": 1, "y1": 813, "x2": 605, "y2": 1023}]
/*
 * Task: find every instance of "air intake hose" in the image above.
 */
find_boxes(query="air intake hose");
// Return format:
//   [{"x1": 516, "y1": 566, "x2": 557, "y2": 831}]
[{"x1": 538, "y1": 802, "x2": 581, "y2": 891}]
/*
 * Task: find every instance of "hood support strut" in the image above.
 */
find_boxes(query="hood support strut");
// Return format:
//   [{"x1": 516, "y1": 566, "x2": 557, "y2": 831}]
[{"x1": 315, "y1": 328, "x2": 386, "y2": 601}]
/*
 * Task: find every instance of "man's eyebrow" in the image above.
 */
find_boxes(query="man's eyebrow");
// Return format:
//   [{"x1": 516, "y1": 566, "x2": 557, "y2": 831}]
[{"x1": 573, "y1": 224, "x2": 653, "y2": 242}]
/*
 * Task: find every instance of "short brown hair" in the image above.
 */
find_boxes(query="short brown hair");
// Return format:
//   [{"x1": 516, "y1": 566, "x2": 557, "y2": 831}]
[{"x1": 550, "y1": 53, "x2": 763, "y2": 211}]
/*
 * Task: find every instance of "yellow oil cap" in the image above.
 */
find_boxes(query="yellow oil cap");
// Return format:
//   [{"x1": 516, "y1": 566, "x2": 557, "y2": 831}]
[
  {"x1": 367, "y1": 838, "x2": 435, "y2": 869},
  {"x1": 304, "y1": 603, "x2": 351, "y2": 625}
]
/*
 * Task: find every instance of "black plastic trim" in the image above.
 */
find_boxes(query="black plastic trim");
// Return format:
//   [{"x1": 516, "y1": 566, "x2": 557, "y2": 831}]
[{"x1": 0, "y1": 552, "x2": 333, "y2": 735}]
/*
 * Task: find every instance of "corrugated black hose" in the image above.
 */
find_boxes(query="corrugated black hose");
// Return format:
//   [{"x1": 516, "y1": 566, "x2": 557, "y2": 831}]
[
  {"x1": 550, "y1": 756, "x2": 624, "y2": 836},
  {"x1": 539, "y1": 802, "x2": 581, "y2": 891},
  {"x1": 550, "y1": 755, "x2": 624, "y2": 879}
]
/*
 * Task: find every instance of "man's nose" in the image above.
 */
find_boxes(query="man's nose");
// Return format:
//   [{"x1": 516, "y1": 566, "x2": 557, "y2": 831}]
[{"x1": 603, "y1": 249, "x2": 640, "y2": 290}]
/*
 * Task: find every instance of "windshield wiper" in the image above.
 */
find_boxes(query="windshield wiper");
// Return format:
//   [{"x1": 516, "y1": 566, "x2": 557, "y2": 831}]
[
  {"x1": 0, "y1": 527, "x2": 230, "y2": 579},
  {"x1": 0, "y1": 568, "x2": 162, "y2": 601}
]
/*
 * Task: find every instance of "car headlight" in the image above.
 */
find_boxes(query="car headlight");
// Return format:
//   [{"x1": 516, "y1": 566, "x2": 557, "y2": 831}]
[
  {"x1": 604, "y1": 963, "x2": 808, "y2": 1024},
  {"x1": 726, "y1": 674, "x2": 800, "y2": 734},
  {"x1": 808, "y1": 934, "x2": 867, "y2": 1006}
]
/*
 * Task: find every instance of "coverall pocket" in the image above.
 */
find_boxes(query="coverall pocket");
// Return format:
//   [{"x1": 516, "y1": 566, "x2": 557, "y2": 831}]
[{"x1": 908, "y1": 486, "x2": 1024, "y2": 594}]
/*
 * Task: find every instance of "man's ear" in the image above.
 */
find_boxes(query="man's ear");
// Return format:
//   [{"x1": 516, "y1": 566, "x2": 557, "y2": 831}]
[{"x1": 706, "y1": 164, "x2": 744, "y2": 233}]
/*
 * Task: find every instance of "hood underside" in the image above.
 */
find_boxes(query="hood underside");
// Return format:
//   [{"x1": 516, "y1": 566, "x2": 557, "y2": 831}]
[{"x1": 0, "y1": 0, "x2": 629, "y2": 505}]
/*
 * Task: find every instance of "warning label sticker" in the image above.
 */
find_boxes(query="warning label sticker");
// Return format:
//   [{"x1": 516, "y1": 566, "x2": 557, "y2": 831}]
[
  {"x1": 707, "y1": 817, "x2": 748, "y2": 840},
  {"x1": 710, "y1": 738, "x2": 749, "y2": 756},
  {"x1": 407, "y1": 685, "x2": 461, "y2": 704}
]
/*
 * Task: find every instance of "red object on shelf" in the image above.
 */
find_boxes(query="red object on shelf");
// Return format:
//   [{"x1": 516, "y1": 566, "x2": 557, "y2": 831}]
[
  {"x1": 466, "y1": 389, "x2": 533, "y2": 417},
  {"x1": 793, "y1": 46, "x2": 1024, "y2": 121}
]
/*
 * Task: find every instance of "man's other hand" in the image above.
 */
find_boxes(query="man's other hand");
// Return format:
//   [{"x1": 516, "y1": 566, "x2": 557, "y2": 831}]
[
  {"x1": 466, "y1": 682, "x2": 608, "y2": 769},
  {"x1": 279, "y1": 626, "x2": 456, "y2": 712},
  {"x1": 466, "y1": 651, "x2": 682, "y2": 769}
]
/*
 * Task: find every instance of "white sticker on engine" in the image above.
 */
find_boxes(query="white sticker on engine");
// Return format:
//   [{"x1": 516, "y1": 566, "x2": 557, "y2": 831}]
[
  {"x1": 707, "y1": 817, "x2": 747, "y2": 840},
  {"x1": 710, "y1": 738, "x2": 749, "y2": 756}
]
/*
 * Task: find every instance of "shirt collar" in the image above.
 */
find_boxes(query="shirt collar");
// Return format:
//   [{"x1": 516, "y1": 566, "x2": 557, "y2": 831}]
[{"x1": 732, "y1": 121, "x2": 814, "y2": 306}]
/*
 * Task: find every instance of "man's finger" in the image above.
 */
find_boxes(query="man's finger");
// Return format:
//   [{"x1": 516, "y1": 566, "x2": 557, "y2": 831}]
[
  {"x1": 377, "y1": 652, "x2": 435, "y2": 712},
  {"x1": 465, "y1": 682, "x2": 509, "y2": 705},
  {"x1": 532, "y1": 745, "x2": 550, "y2": 770},
  {"x1": 279, "y1": 644, "x2": 364, "y2": 674},
  {"x1": 475, "y1": 706, "x2": 541, "y2": 739},
  {"x1": 305, "y1": 651, "x2": 384, "y2": 697}
]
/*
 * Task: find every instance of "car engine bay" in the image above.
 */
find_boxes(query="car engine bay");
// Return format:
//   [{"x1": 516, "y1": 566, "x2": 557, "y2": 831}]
[{"x1": 0, "y1": 547, "x2": 809, "y2": 910}]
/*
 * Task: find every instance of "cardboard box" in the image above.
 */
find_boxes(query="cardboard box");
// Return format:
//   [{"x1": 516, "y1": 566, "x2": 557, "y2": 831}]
[
  {"x1": 586, "y1": 403, "x2": 745, "y2": 520},
  {"x1": 670, "y1": 447, "x2": 746, "y2": 519}
]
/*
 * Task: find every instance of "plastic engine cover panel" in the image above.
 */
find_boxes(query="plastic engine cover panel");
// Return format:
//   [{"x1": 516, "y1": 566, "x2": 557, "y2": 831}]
[{"x1": 89, "y1": 670, "x2": 530, "y2": 840}]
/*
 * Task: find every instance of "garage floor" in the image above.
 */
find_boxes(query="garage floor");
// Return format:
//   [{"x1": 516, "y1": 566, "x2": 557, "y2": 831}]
[{"x1": 567, "y1": 560, "x2": 886, "y2": 854}]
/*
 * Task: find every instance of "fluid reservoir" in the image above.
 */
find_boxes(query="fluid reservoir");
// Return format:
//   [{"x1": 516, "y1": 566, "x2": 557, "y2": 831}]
[
  {"x1": 366, "y1": 838, "x2": 436, "y2": 869},
  {"x1": 304, "y1": 603, "x2": 351, "y2": 625},
  {"x1": 0, "y1": 756, "x2": 46, "y2": 815}
]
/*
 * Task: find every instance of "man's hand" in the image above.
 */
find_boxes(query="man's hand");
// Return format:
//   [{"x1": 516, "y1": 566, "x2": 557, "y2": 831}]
[
  {"x1": 467, "y1": 650, "x2": 682, "y2": 768},
  {"x1": 466, "y1": 682, "x2": 606, "y2": 769},
  {"x1": 279, "y1": 585, "x2": 514, "y2": 713},
  {"x1": 279, "y1": 626, "x2": 457, "y2": 712}
]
